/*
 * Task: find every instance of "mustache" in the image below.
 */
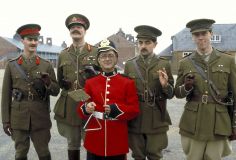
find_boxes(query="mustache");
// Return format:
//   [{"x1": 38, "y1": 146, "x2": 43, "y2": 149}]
[
  {"x1": 29, "y1": 45, "x2": 37, "y2": 47},
  {"x1": 71, "y1": 30, "x2": 81, "y2": 34},
  {"x1": 141, "y1": 49, "x2": 148, "y2": 52}
]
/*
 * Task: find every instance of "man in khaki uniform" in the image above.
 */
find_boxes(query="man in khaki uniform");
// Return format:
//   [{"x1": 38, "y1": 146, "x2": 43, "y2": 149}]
[
  {"x1": 53, "y1": 13, "x2": 98, "y2": 160},
  {"x1": 175, "y1": 18, "x2": 236, "y2": 160},
  {"x1": 1, "y1": 24, "x2": 60, "y2": 160},
  {"x1": 124, "y1": 25, "x2": 174, "y2": 160}
]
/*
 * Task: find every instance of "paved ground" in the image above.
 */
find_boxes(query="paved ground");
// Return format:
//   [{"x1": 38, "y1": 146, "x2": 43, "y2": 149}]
[{"x1": 0, "y1": 70, "x2": 235, "y2": 160}]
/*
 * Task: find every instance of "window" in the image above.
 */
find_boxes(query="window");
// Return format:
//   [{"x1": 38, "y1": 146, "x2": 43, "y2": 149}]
[
  {"x1": 211, "y1": 35, "x2": 221, "y2": 43},
  {"x1": 183, "y1": 52, "x2": 192, "y2": 57}
]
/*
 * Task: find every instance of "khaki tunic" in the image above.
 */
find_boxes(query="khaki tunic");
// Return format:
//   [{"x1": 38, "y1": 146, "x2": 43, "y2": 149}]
[
  {"x1": 1, "y1": 55, "x2": 60, "y2": 131},
  {"x1": 175, "y1": 49, "x2": 236, "y2": 141},
  {"x1": 124, "y1": 54, "x2": 174, "y2": 134},
  {"x1": 54, "y1": 43, "x2": 98, "y2": 126}
]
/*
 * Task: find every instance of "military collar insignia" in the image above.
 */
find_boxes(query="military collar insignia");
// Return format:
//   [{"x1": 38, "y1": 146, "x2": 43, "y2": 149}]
[
  {"x1": 17, "y1": 56, "x2": 23, "y2": 65},
  {"x1": 35, "y1": 56, "x2": 40, "y2": 65},
  {"x1": 68, "y1": 43, "x2": 92, "y2": 53},
  {"x1": 86, "y1": 43, "x2": 92, "y2": 52},
  {"x1": 17, "y1": 55, "x2": 40, "y2": 65}
]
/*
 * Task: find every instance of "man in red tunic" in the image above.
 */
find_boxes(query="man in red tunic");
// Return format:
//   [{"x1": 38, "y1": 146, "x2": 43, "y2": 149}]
[{"x1": 77, "y1": 39, "x2": 140, "y2": 160}]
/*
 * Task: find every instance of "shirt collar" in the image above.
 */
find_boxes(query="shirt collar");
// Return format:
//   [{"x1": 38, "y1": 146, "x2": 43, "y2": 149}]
[{"x1": 101, "y1": 70, "x2": 117, "y2": 77}]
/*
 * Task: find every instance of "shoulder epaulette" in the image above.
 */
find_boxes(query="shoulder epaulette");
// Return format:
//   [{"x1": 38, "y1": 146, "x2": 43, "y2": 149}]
[
  {"x1": 38, "y1": 55, "x2": 50, "y2": 63},
  {"x1": 159, "y1": 56, "x2": 168, "y2": 60},
  {"x1": 215, "y1": 48, "x2": 225, "y2": 53},
  {"x1": 9, "y1": 55, "x2": 21, "y2": 62},
  {"x1": 215, "y1": 48, "x2": 231, "y2": 55},
  {"x1": 127, "y1": 56, "x2": 138, "y2": 62}
]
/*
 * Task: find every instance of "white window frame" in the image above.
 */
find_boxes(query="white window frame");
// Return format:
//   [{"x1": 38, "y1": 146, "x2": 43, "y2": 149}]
[
  {"x1": 182, "y1": 51, "x2": 192, "y2": 57},
  {"x1": 211, "y1": 35, "x2": 221, "y2": 43}
]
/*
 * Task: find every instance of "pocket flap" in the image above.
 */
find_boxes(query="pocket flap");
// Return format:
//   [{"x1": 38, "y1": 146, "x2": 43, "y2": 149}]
[{"x1": 212, "y1": 66, "x2": 230, "y2": 73}]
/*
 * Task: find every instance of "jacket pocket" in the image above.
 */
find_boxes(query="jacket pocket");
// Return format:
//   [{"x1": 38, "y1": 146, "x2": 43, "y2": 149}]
[
  {"x1": 214, "y1": 104, "x2": 231, "y2": 136},
  {"x1": 211, "y1": 66, "x2": 230, "y2": 90},
  {"x1": 152, "y1": 107, "x2": 171, "y2": 128},
  {"x1": 179, "y1": 103, "x2": 199, "y2": 134},
  {"x1": 60, "y1": 60, "x2": 74, "y2": 76},
  {"x1": 53, "y1": 92, "x2": 67, "y2": 118}
]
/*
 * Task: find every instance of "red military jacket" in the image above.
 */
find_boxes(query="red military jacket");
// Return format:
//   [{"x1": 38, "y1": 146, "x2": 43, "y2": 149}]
[{"x1": 77, "y1": 71, "x2": 139, "y2": 156}]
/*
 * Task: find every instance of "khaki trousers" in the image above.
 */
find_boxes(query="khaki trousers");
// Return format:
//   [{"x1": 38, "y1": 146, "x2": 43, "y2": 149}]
[
  {"x1": 129, "y1": 132, "x2": 167, "y2": 160},
  {"x1": 57, "y1": 121, "x2": 81, "y2": 150},
  {"x1": 12, "y1": 129, "x2": 51, "y2": 159},
  {"x1": 181, "y1": 135, "x2": 232, "y2": 160}
]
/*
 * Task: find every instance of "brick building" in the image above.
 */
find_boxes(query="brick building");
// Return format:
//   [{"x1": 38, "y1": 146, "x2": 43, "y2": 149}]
[
  {"x1": 0, "y1": 34, "x2": 64, "y2": 68},
  {"x1": 160, "y1": 24, "x2": 236, "y2": 74}
]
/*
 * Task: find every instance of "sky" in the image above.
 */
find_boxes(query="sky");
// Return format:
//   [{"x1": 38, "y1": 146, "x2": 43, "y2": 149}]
[{"x1": 0, "y1": 0, "x2": 236, "y2": 53}]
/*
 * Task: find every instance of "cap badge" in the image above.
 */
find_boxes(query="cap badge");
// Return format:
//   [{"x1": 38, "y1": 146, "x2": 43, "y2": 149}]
[{"x1": 99, "y1": 39, "x2": 110, "y2": 48}]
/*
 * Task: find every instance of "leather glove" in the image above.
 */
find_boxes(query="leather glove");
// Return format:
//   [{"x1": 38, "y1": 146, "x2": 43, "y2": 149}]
[
  {"x1": 3, "y1": 122, "x2": 12, "y2": 136},
  {"x1": 41, "y1": 72, "x2": 51, "y2": 86},
  {"x1": 229, "y1": 128, "x2": 236, "y2": 141},
  {"x1": 184, "y1": 74, "x2": 195, "y2": 91},
  {"x1": 61, "y1": 79, "x2": 72, "y2": 90}
]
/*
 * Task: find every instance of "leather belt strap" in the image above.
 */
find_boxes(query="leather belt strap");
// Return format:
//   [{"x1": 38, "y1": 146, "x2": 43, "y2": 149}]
[
  {"x1": 190, "y1": 94, "x2": 216, "y2": 104},
  {"x1": 22, "y1": 93, "x2": 44, "y2": 101},
  {"x1": 138, "y1": 94, "x2": 155, "y2": 102}
]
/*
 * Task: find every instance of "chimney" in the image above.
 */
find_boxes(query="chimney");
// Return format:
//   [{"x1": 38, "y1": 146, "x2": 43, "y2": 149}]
[
  {"x1": 38, "y1": 36, "x2": 44, "y2": 44},
  {"x1": 116, "y1": 28, "x2": 125, "y2": 38},
  {"x1": 61, "y1": 41, "x2": 67, "y2": 48},
  {"x1": 126, "y1": 34, "x2": 134, "y2": 42},
  {"x1": 46, "y1": 37, "x2": 52, "y2": 45}
]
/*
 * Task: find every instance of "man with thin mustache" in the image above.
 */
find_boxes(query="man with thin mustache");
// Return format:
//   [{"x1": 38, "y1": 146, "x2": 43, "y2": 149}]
[
  {"x1": 124, "y1": 25, "x2": 174, "y2": 160},
  {"x1": 54, "y1": 14, "x2": 98, "y2": 160},
  {"x1": 1, "y1": 24, "x2": 60, "y2": 160}
]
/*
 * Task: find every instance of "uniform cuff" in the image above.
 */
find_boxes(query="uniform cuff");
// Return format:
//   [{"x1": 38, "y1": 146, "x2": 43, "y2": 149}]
[
  {"x1": 108, "y1": 104, "x2": 123, "y2": 119},
  {"x1": 81, "y1": 103, "x2": 90, "y2": 115},
  {"x1": 162, "y1": 83, "x2": 173, "y2": 98}
]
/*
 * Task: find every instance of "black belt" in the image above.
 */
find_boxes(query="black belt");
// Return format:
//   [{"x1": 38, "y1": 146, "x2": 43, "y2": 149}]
[
  {"x1": 20, "y1": 93, "x2": 44, "y2": 101},
  {"x1": 21, "y1": 95, "x2": 44, "y2": 101}
]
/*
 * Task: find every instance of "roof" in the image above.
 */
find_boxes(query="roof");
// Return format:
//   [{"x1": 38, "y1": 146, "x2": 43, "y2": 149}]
[
  {"x1": 172, "y1": 24, "x2": 236, "y2": 51},
  {"x1": 159, "y1": 44, "x2": 173, "y2": 57},
  {"x1": 2, "y1": 37, "x2": 64, "y2": 53}
]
